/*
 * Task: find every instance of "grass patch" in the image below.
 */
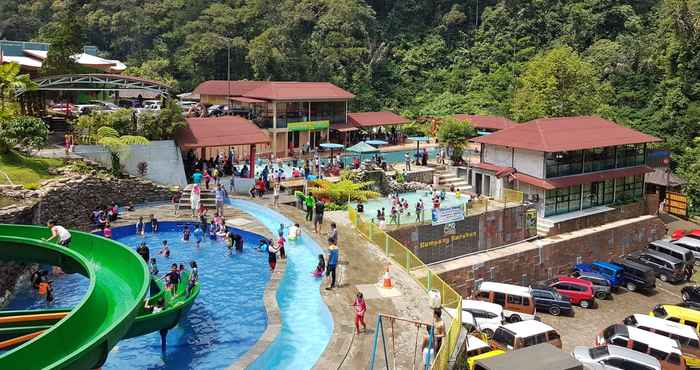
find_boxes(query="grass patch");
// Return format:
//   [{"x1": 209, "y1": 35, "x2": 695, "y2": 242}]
[{"x1": 0, "y1": 151, "x2": 63, "y2": 187}]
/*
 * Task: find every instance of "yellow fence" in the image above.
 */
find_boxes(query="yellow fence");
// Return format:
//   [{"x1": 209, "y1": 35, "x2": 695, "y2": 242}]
[
  {"x1": 349, "y1": 208, "x2": 462, "y2": 370},
  {"x1": 502, "y1": 188, "x2": 524, "y2": 204}
]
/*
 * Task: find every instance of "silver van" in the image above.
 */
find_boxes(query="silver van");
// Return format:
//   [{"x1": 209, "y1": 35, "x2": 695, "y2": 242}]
[
  {"x1": 673, "y1": 237, "x2": 700, "y2": 264},
  {"x1": 648, "y1": 240, "x2": 695, "y2": 269},
  {"x1": 573, "y1": 344, "x2": 661, "y2": 370}
]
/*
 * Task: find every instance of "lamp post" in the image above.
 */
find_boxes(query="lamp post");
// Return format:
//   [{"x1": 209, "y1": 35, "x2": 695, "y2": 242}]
[{"x1": 215, "y1": 35, "x2": 233, "y2": 113}]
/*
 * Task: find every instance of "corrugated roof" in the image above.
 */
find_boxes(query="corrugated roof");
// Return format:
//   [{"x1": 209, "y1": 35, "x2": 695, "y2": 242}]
[
  {"x1": 330, "y1": 123, "x2": 358, "y2": 132},
  {"x1": 471, "y1": 116, "x2": 661, "y2": 152},
  {"x1": 645, "y1": 167, "x2": 686, "y2": 187},
  {"x1": 177, "y1": 116, "x2": 270, "y2": 148},
  {"x1": 471, "y1": 162, "x2": 653, "y2": 190},
  {"x1": 347, "y1": 111, "x2": 410, "y2": 127},
  {"x1": 452, "y1": 114, "x2": 517, "y2": 130},
  {"x1": 193, "y1": 80, "x2": 354, "y2": 101}
]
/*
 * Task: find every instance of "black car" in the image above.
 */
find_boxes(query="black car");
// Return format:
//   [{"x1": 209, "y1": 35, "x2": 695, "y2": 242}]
[
  {"x1": 682, "y1": 285, "x2": 700, "y2": 304},
  {"x1": 530, "y1": 287, "x2": 574, "y2": 316},
  {"x1": 627, "y1": 249, "x2": 685, "y2": 283},
  {"x1": 610, "y1": 260, "x2": 656, "y2": 292}
]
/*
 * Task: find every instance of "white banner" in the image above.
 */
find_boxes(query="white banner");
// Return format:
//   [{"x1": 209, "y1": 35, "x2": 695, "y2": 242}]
[{"x1": 431, "y1": 205, "x2": 465, "y2": 226}]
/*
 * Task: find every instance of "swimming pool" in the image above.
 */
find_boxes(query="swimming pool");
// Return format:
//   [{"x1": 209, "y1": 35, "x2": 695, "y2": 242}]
[
  {"x1": 356, "y1": 190, "x2": 470, "y2": 225},
  {"x1": 228, "y1": 199, "x2": 333, "y2": 370},
  {"x1": 5, "y1": 222, "x2": 271, "y2": 370}
]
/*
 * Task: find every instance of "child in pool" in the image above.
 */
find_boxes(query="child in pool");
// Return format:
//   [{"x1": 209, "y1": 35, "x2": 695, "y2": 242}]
[
  {"x1": 208, "y1": 221, "x2": 217, "y2": 240},
  {"x1": 193, "y1": 224, "x2": 203, "y2": 247},
  {"x1": 136, "y1": 216, "x2": 145, "y2": 235},
  {"x1": 277, "y1": 236, "x2": 286, "y2": 260},
  {"x1": 233, "y1": 233, "x2": 244, "y2": 252},
  {"x1": 149, "y1": 258, "x2": 159, "y2": 275},
  {"x1": 159, "y1": 240, "x2": 170, "y2": 258},
  {"x1": 182, "y1": 225, "x2": 191, "y2": 241},
  {"x1": 312, "y1": 254, "x2": 326, "y2": 277}
]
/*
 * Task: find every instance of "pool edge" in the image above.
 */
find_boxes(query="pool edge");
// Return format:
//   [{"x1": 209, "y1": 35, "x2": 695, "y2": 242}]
[{"x1": 227, "y1": 258, "x2": 286, "y2": 370}]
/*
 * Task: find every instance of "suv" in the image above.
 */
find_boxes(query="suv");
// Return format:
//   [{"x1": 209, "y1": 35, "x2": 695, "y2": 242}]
[
  {"x1": 540, "y1": 276, "x2": 595, "y2": 309},
  {"x1": 574, "y1": 261, "x2": 624, "y2": 289},
  {"x1": 530, "y1": 287, "x2": 573, "y2": 316},
  {"x1": 648, "y1": 240, "x2": 695, "y2": 270},
  {"x1": 571, "y1": 271, "x2": 612, "y2": 299},
  {"x1": 627, "y1": 249, "x2": 685, "y2": 283},
  {"x1": 682, "y1": 286, "x2": 700, "y2": 305},
  {"x1": 673, "y1": 237, "x2": 700, "y2": 262},
  {"x1": 573, "y1": 345, "x2": 661, "y2": 370},
  {"x1": 611, "y1": 260, "x2": 656, "y2": 292}
]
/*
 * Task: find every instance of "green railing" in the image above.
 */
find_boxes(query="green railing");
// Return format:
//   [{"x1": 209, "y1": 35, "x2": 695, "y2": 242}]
[{"x1": 349, "y1": 208, "x2": 462, "y2": 370}]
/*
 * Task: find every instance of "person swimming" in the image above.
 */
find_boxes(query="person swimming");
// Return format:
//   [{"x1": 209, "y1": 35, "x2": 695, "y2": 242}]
[
  {"x1": 182, "y1": 225, "x2": 191, "y2": 241},
  {"x1": 193, "y1": 224, "x2": 203, "y2": 247},
  {"x1": 312, "y1": 254, "x2": 325, "y2": 277}
]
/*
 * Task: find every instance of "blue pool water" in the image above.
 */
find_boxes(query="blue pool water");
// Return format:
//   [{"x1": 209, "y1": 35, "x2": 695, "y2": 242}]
[
  {"x1": 356, "y1": 190, "x2": 470, "y2": 225},
  {"x1": 5, "y1": 222, "x2": 271, "y2": 370},
  {"x1": 229, "y1": 199, "x2": 333, "y2": 370}
]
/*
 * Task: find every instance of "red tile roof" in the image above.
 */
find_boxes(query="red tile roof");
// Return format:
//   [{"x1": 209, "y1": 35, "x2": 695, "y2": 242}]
[
  {"x1": 330, "y1": 123, "x2": 358, "y2": 132},
  {"x1": 193, "y1": 80, "x2": 354, "y2": 101},
  {"x1": 347, "y1": 111, "x2": 410, "y2": 127},
  {"x1": 177, "y1": 116, "x2": 270, "y2": 148},
  {"x1": 452, "y1": 114, "x2": 516, "y2": 131},
  {"x1": 471, "y1": 116, "x2": 661, "y2": 152},
  {"x1": 471, "y1": 162, "x2": 653, "y2": 190}
]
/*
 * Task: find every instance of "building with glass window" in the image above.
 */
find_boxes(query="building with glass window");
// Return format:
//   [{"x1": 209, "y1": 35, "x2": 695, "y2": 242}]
[{"x1": 468, "y1": 116, "x2": 661, "y2": 219}]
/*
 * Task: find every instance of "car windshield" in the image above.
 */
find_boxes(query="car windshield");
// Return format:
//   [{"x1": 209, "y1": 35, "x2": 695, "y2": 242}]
[{"x1": 589, "y1": 346, "x2": 609, "y2": 359}]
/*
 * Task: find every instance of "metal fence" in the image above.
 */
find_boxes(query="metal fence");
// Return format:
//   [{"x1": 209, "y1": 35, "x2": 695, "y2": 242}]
[{"x1": 349, "y1": 208, "x2": 462, "y2": 370}]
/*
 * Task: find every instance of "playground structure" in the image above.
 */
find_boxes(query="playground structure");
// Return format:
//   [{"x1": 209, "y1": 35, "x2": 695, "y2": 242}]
[
  {"x1": 0, "y1": 224, "x2": 199, "y2": 369},
  {"x1": 369, "y1": 313, "x2": 435, "y2": 370}
]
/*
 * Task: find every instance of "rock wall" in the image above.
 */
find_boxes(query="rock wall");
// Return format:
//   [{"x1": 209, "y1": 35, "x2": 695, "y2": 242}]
[{"x1": 545, "y1": 200, "x2": 651, "y2": 237}]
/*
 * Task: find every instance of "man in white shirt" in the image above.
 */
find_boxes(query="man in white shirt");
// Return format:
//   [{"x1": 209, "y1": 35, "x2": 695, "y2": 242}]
[{"x1": 45, "y1": 220, "x2": 71, "y2": 247}]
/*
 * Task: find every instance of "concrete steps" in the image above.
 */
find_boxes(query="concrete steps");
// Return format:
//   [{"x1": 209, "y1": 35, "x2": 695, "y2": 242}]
[
  {"x1": 434, "y1": 168, "x2": 471, "y2": 191},
  {"x1": 178, "y1": 184, "x2": 217, "y2": 210},
  {"x1": 537, "y1": 218, "x2": 555, "y2": 237}
]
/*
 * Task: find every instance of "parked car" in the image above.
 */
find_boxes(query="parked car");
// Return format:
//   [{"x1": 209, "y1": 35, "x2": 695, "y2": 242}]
[
  {"x1": 574, "y1": 262, "x2": 624, "y2": 289},
  {"x1": 682, "y1": 286, "x2": 700, "y2": 305},
  {"x1": 648, "y1": 240, "x2": 695, "y2": 270},
  {"x1": 74, "y1": 104, "x2": 102, "y2": 115},
  {"x1": 626, "y1": 249, "x2": 686, "y2": 283},
  {"x1": 88, "y1": 100, "x2": 120, "y2": 111},
  {"x1": 671, "y1": 229, "x2": 700, "y2": 241},
  {"x1": 596, "y1": 324, "x2": 685, "y2": 370},
  {"x1": 47, "y1": 103, "x2": 77, "y2": 117},
  {"x1": 610, "y1": 260, "x2": 656, "y2": 292},
  {"x1": 490, "y1": 321, "x2": 562, "y2": 351},
  {"x1": 672, "y1": 237, "x2": 700, "y2": 264},
  {"x1": 475, "y1": 282, "x2": 537, "y2": 322},
  {"x1": 467, "y1": 335, "x2": 505, "y2": 370},
  {"x1": 623, "y1": 314, "x2": 700, "y2": 368},
  {"x1": 651, "y1": 304, "x2": 700, "y2": 335},
  {"x1": 447, "y1": 299, "x2": 504, "y2": 338},
  {"x1": 530, "y1": 287, "x2": 574, "y2": 316},
  {"x1": 540, "y1": 276, "x2": 595, "y2": 308},
  {"x1": 474, "y1": 343, "x2": 580, "y2": 370},
  {"x1": 573, "y1": 345, "x2": 661, "y2": 370},
  {"x1": 570, "y1": 271, "x2": 612, "y2": 299}
]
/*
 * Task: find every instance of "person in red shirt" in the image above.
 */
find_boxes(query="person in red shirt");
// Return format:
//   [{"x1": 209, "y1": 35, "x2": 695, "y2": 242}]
[{"x1": 352, "y1": 292, "x2": 367, "y2": 334}]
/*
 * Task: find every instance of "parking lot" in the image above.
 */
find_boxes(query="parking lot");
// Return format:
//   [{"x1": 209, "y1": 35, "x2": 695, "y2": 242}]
[{"x1": 541, "y1": 277, "x2": 695, "y2": 352}]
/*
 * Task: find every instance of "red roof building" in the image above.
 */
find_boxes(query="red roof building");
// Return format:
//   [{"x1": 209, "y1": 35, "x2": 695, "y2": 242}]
[
  {"x1": 467, "y1": 116, "x2": 661, "y2": 221},
  {"x1": 193, "y1": 80, "x2": 354, "y2": 103},
  {"x1": 347, "y1": 111, "x2": 410, "y2": 127},
  {"x1": 452, "y1": 114, "x2": 516, "y2": 131}
]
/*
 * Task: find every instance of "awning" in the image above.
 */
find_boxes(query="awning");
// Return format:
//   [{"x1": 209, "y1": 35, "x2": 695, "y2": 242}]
[
  {"x1": 230, "y1": 96, "x2": 267, "y2": 104},
  {"x1": 330, "y1": 123, "x2": 358, "y2": 132},
  {"x1": 645, "y1": 167, "x2": 686, "y2": 187},
  {"x1": 347, "y1": 111, "x2": 410, "y2": 127},
  {"x1": 471, "y1": 162, "x2": 653, "y2": 190},
  {"x1": 177, "y1": 116, "x2": 270, "y2": 149}
]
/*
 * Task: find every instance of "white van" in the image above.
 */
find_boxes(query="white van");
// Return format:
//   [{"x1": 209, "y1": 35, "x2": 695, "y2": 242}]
[
  {"x1": 597, "y1": 324, "x2": 685, "y2": 370},
  {"x1": 475, "y1": 282, "x2": 537, "y2": 322},
  {"x1": 447, "y1": 299, "x2": 505, "y2": 337},
  {"x1": 623, "y1": 314, "x2": 700, "y2": 368},
  {"x1": 490, "y1": 320, "x2": 562, "y2": 351}
]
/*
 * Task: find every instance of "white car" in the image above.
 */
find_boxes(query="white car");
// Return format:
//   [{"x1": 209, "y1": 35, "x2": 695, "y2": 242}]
[
  {"x1": 573, "y1": 345, "x2": 661, "y2": 370},
  {"x1": 88, "y1": 100, "x2": 120, "y2": 111},
  {"x1": 446, "y1": 299, "x2": 504, "y2": 337}
]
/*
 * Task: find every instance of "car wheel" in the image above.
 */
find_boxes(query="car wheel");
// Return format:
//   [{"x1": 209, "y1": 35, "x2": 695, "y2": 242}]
[
  {"x1": 482, "y1": 329, "x2": 494, "y2": 339},
  {"x1": 580, "y1": 300, "x2": 592, "y2": 309},
  {"x1": 626, "y1": 282, "x2": 637, "y2": 292},
  {"x1": 660, "y1": 274, "x2": 669, "y2": 282},
  {"x1": 595, "y1": 291, "x2": 608, "y2": 300},
  {"x1": 683, "y1": 292, "x2": 690, "y2": 302},
  {"x1": 548, "y1": 306, "x2": 561, "y2": 316},
  {"x1": 509, "y1": 314, "x2": 521, "y2": 323}
]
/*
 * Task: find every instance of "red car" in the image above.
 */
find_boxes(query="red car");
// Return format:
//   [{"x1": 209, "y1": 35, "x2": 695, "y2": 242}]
[
  {"x1": 541, "y1": 276, "x2": 595, "y2": 309},
  {"x1": 672, "y1": 229, "x2": 700, "y2": 240}
]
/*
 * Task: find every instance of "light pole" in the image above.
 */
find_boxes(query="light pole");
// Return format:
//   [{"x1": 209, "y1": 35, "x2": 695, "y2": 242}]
[{"x1": 215, "y1": 35, "x2": 233, "y2": 113}]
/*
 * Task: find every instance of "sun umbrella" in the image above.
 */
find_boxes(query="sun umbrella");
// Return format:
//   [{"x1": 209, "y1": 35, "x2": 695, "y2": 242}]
[
  {"x1": 319, "y1": 142, "x2": 345, "y2": 165},
  {"x1": 365, "y1": 139, "x2": 388, "y2": 146},
  {"x1": 407, "y1": 136, "x2": 430, "y2": 162}
]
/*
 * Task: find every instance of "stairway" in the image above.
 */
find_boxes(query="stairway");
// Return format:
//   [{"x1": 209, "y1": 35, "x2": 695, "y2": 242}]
[
  {"x1": 536, "y1": 217, "x2": 555, "y2": 237},
  {"x1": 178, "y1": 184, "x2": 217, "y2": 211},
  {"x1": 434, "y1": 168, "x2": 471, "y2": 192}
]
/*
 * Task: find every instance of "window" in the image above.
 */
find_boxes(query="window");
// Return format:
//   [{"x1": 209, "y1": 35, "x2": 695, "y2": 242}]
[
  {"x1": 478, "y1": 291, "x2": 490, "y2": 299},
  {"x1": 667, "y1": 317, "x2": 681, "y2": 323},
  {"x1": 507, "y1": 295, "x2": 523, "y2": 305},
  {"x1": 522, "y1": 297, "x2": 530, "y2": 306},
  {"x1": 584, "y1": 147, "x2": 616, "y2": 172},
  {"x1": 631, "y1": 341, "x2": 649, "y2": 353},
  {"x1": 603, "y1": 358, "x2": 654, "y2": 370},
  {"x1": 648, "y1": 348, "x2": 667, "y2": 361},
  {"x1": 494, "y1": 292, "x2": 506, "y2": 306},
  {"x1": 667, "y1": 353, "x2": 682, "y2": 365},
  {"x1": 686, "y1": 320, "x2": 698, "y2": 330},
  {"x1": 615, "y1": 175, "x2": 644, "y2": 202},
  {"x1": 533, "y1": 333, "x2": 547, "y2": 344},
  {"x1": 545, "y1": 185, "x2": 583, "y2": 217},
  {"x1": 546, "y1": 151, "x2": 583, "y2": 177},
  {"x1": 493, "y1": 329, "x2": 514, "y2": 347},
  {"x1": 616, "y1": 144, "x2": 645, "y2": 168},
  {"x1": 548, "y1": 331, "x2": 560, "y2": 341},
  {"x1": 611, "y1": 337, "x2": 628, "y2": 347}
]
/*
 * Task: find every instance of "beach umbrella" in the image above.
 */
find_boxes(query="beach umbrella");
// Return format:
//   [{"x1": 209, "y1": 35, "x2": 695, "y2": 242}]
[
  {"x1": 319, "y1": 142, "x2": 345, "y2": 165},
  {"x1": 407, "y1": 136, "x2": 430, "y2": 161},
  {"x1": 365, "y1": 139, "x2": 388, "y2": 146}
]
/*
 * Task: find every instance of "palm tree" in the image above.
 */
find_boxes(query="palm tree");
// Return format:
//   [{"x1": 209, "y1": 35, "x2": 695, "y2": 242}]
[
  {"x1": 94, "y1": 127, "x2": 149, "y2": 174},
  {"x1": 0, "y1": 62, "x2": 35, "y2": 119}
]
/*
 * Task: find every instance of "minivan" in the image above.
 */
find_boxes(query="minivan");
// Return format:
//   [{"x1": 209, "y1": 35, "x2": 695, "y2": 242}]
[
  {"x1": 672, "y1": 237, "x2": 700, "y2": 263},
  {"x1": 648, "y1": 240, "x2": 695, "y2": 270},
  {"x1": 475, "y1": 282, "x2": 536, "y2": 322},
  {"x1": 627, "y1": 249, "x2": 686, "y2": 283},
  {"x1": 597, "y1": 324, "x2": 685, "y2": 370},
  {"x1": 490, "y1": 321, "x2": 562, "y2": 351},
  {"x1": 624, "y1": 314, "x2": 700, "y2": 368},
  {"x1": 573, "y1": 344, "x2": 661, "y2": 370},
  {"x1": 651, "y1": 304, "x2": 700, "y2": 335},
  {"x1": 611, "y1": 260, "x2": 656, "y2": 292},
  {"x1": 448, "y1": 299, "x2": 504, "y2": 337}
]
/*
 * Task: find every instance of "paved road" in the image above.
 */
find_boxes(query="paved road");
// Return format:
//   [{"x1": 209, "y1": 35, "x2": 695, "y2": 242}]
[{"x1": 541, "y1": 277, "x2": 694, "y2": 353}]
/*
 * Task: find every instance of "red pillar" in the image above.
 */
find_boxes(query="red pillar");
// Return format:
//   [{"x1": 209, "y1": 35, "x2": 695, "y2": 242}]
[{"x1": 249, "y1": 144, "x2": 256, "y2": 178}]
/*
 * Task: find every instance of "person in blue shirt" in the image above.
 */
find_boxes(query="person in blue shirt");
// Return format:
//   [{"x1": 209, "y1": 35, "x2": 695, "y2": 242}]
[
  {"x1": 325, "y1": 241, "x2": 339, "y2": 290},
  {"x1": 193, "y1": 224, "x2": 203, "y2": 247},
  {"x1": 192, "y1": 169, "x2": 203, "y2": 185}
]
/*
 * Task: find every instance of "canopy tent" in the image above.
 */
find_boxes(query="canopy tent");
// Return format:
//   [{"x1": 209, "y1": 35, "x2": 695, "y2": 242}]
[
  {"x1": 319, "y1": 142, "x2": 344, "y2": 165},
  {"x1": 347, "y1": 142, "x2": 380, "y2": 154}
]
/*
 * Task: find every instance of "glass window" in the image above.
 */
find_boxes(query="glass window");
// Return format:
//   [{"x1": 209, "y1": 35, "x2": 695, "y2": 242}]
[
  {"x1": 507, "y1": 295, "x2": 523, "y2": 305},
  {"x1": 546, "y1": 151, "x2": 583, "y2": 178},
  {"x1": 632, "y1": 341, "x2": 649, "y2": 353},
  {"x1": 686, "y1": 320, "x2": 698, "y2": 330},
  {"x1": 615, "y1": 176, "x2": 644, "y2": 203},
  {"x1": 584, "y1": 147, "x2": 616, "y2": 172},
  {"x1": 616, "y1": 144, "x2": 645, "y2": 168},
  {"x1": 545, "y1": 186, "x2": 582, "y2": 217},
  {"x1": 493, "y1": 329, "x2": 514, "y2": 347},
  {"x1": 494, "y1": 292, "x2": 506, "y2": 306}
]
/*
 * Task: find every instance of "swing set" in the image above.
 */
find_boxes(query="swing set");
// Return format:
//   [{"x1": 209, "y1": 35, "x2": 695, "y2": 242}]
[{"x1": 369, "y1": 313, "x2": 435, "y2": 370}]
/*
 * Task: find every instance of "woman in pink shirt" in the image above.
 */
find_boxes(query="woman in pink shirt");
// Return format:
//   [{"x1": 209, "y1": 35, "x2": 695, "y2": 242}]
[{"x1": 352, "y1": 292, "x2": 367, "y2": 334}]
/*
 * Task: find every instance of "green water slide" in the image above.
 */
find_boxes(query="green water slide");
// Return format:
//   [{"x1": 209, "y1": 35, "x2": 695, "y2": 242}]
[{"x1": 0, "y1": 224, "x2": 149, "y2": 370}]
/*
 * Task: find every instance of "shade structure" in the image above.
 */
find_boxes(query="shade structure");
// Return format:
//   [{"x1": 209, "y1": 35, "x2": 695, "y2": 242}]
[
  {"x1": 347, "y1": 142, "x2": 380, "y2": 154},
  {"x1": 365, "y1": 139, "x2": 388, "y2": 146},
  {"x1": 177, "y1": 116, "x2": 270, "y2": 149},
  {"x1": 319, "y1": 142, "x2": 345, "y2": 166},
  {"x1": 407, "y1": 136, "x2": 430, "y2": 142}
]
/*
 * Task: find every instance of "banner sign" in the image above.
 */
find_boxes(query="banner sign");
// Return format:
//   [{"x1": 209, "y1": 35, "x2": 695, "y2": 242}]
[
  {"x1": 431, "y1": 206, "x2": 465, "y2": 226},
  {"x1": 526, "y1": 208, "x2": 537, "y2": 236},
  {"x1": 287, "y1": 120, "x2": 330, "y2": 132}
]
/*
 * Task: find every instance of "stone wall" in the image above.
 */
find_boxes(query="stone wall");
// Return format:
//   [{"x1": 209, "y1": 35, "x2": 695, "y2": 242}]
[
  {"x1": 546, "y1": 200, "x2": 650, "y2": 237},
  {"x1": 405, "y1": 168, "x2": 434, "y2": 184},
  {"x1": 438, "y1": 215, "x2": 666, "y2": 296}
]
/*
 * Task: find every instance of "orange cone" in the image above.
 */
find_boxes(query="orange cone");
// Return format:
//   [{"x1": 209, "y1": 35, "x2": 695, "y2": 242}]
[{"x1": 383, "y1": 265, "x2": 393, "y2": 289}]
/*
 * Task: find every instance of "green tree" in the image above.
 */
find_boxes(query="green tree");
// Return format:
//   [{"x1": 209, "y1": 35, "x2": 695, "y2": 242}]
[
  {"x1": 0, "y1": 116, "x2": 49, "y2": 153},
  {"x1": 512, "y1": 46, "x2": 607, "y2": 122},
  {"x1": 437, "y1": 118, "x2": 475, "y2": 163},
  {"x1": 138, "y1": 99, "x2": 186, "y2": 140},
  {"x1": 678, "y1": 137, "x2": 700, "y2": 208},
  {"x1": 39, "y1": 1, "x2": 85, "y2": 75},
  {"x1": 0, "y1": 63, "x2": 35, "y2": 120}
]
